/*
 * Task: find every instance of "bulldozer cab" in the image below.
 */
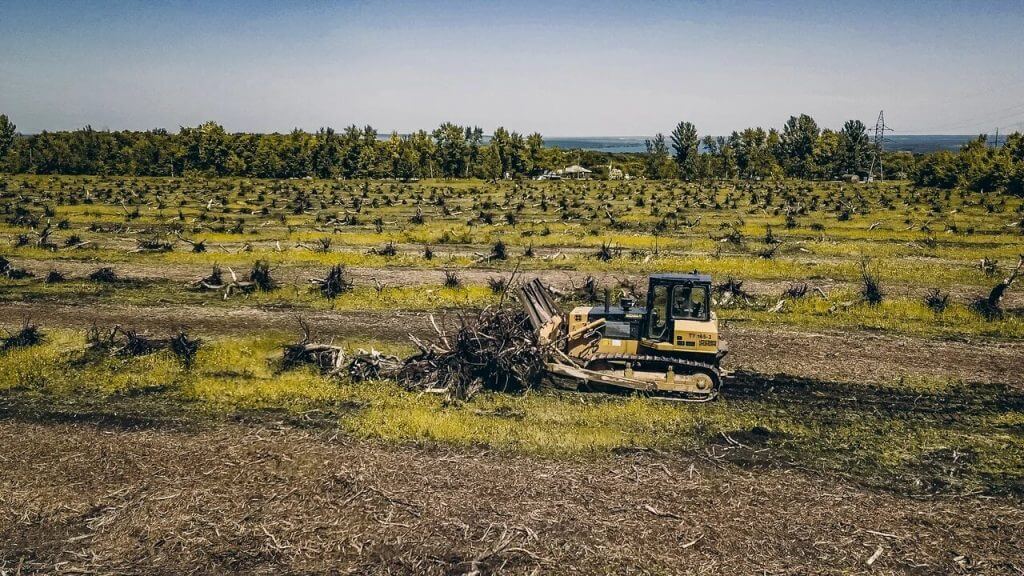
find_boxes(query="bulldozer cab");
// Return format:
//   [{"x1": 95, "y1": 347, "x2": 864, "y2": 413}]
[{"x1": 644, "y1": 274, "x2": 712, "y2": 342}]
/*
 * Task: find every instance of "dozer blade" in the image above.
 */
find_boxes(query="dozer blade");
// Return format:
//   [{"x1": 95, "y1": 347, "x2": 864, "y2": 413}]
[
  {"x1": 518, "y1": 278, "x2": 564, "y2": 346},
  {"x1": 518, "y1": 278, "x2": 561, "y2": 330}
]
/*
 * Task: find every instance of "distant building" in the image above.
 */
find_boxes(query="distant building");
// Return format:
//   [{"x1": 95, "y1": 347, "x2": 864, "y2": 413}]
[
  {"x1": 607, "y1": 163, "x2": 624, "y2": 180},
  {"x1": 558, "y1": 164, "x2": 593, "y2": 180}
]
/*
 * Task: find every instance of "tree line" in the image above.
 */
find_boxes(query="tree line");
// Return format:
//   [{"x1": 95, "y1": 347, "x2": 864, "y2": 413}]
[
  {"x1": 911, "y1": 133, "x2": 1024, "y2": 195},
  {"x1": 0, "y1": 113, "x2": 1020, "y2": 193},
  {"x1": 644, "y1": 115, "x2": 880, "y2": 182},
  {"x1": 0, "y1": 117, "x2": 549, "y2": 180}
]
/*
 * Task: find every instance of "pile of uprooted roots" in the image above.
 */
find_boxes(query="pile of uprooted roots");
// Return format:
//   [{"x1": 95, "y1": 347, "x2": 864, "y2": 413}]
[
  {"x1": 398, "y1": 307, "x2": 547, "y2": 400},
  {"x1": 280, "y1": 319, "x2": 403, "y2": 381},
  {"x1": 281, "y1": 308, "x2": 548, "y2": 401}
]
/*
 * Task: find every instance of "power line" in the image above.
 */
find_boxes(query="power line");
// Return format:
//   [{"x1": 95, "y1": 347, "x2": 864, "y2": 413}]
[{"x1": 868, "y1": 110, "x2": 893, "y2": 181}]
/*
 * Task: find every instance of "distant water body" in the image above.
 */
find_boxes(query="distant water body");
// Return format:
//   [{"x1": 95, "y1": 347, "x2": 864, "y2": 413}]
[{"x1": 545, "y1": 135, "x2": 980, "y2": 154}]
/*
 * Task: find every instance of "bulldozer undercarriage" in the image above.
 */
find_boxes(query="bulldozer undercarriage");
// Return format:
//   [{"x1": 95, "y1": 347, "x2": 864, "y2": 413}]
[{"x1": 547, "y1": 354, "x2": 720, "y2": 402}]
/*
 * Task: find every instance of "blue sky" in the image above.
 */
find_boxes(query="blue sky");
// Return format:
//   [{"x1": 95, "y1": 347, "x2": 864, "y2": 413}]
[{"x1": 2, "y1": 0, "x2": 1023, "y2": 135}]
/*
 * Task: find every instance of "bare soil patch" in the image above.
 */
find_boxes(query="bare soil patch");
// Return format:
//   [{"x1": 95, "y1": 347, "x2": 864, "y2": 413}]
[{"x1": 1, "y1": 419, "x2": 1021, "y2": 575}]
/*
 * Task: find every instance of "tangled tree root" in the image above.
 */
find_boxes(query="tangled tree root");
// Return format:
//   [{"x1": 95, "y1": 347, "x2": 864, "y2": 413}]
[
  {"x1": 85, "y1": 325, "x2": 201, "y2": 366},
  {"x1": 971, "y1": 255, "x2": 1023, "y2": 320},
  {"x1": 280, "y1": 319, "x2": 400, "y2": 378},
  {"x1": 281, "y1": 308, "x2": 548, "y2": 401},
  {"x1": 397, "y1": 308, "x2": 547, "y2": 401},
  {"x1": 715, "y1": 278, "x2": 754, "y2": 306},
  {"x1": 1, "y1": 323, "x2": 44, "y2": 352},
  {"x1": 309, "y1": 265, "x2": 353, "y2": 299},
  {"x1": 0, "y1": 256, "x2": 33, "y2": 280}
]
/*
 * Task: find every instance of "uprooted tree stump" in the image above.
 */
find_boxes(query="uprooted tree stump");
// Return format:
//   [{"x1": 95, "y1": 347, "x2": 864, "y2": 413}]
[
  {"x1": 88, "y1": 267, "x2": 119, "y2": 283},
  {"x1": 218, "y1": 261, "x2": 278, "y2": 298},
  {"x1": 281, "y1": 320, "x2": 347, "y2": 374},
  {"x1": 175, "y1": 233, "x2": 207, "y2": 253},
  {"x1": 191, "y1": 265, "x2": 226, "y2": 291},
  {"x1": 248, "y1": 260, "x2": 277, "y2": 291},
  {"x1": 309, "y1": 265, "x2": 354, "y2": 299},
  {"x1": 1, "y1": 322, "x2": 44, "y2": 352},
  {"x1": 859, "y1": 259, "x2": 885, "y2": 305},
  {"x1": 44, "y1": 270, "x2": 66, "y2": 284},
  {"x1": 131, "y1": 238, "x2": 173, "y2": 253},
  {"x1": 85, "y1": 325, "x2": 202, "y2": 366},
  {"x1": 0, "y1": 256, "x2": 34, "y2": 280},
  {"x1": 714, "y1": 278, "x2": 754, "y2": 306},
  {"x1": 280, "y1": 319, "x2": 400, "y2": 378},
  {"x1": 971, "y1": 254, "x2": 1023, "y2": 320}
]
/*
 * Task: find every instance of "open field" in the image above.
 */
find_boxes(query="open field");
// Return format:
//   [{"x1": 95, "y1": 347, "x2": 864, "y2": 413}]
[{"x1": 2, "y1": 174, "x2": 1023, "y2": 573}]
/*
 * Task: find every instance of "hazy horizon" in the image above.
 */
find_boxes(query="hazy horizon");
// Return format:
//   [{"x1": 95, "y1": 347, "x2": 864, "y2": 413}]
[{"x1": 3, "y1": 0, "x2": 1024, "y2": 136}]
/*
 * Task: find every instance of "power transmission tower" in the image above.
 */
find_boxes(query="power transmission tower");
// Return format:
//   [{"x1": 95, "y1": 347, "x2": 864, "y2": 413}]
[{"x1": 868, "y1": 110, "x2": 893, "y2": 181}]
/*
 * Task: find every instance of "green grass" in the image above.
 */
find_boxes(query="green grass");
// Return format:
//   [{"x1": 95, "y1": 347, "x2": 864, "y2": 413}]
[{"x1": 1, "y1": 331, "x2": 1021, "y2": 495}]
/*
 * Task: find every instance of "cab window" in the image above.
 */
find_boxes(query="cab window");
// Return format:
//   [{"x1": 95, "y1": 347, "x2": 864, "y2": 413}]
[
  {"x1": 672, "y1": 285, "x2": 707, "y2": 320},
  {"x1": 648, "y1": 284, "x2": 669, "y2": 338}
]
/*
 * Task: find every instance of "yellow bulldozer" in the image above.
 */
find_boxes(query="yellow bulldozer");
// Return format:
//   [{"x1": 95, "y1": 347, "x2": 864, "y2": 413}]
[{"x1": 519, "y1": 274, "x2": 727, "y2": 401}]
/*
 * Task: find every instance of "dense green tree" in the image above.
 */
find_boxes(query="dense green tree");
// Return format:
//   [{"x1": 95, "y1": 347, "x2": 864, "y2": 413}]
[
  {"x1": 465, "y1": 126, "x2": 484, "y2": 177},
  {"x1": 644, "y1": 133, "x2": 673, "y2": 179},
  {"x1": 912, "y1": 151, "x2": 959, "y2": 188},
  {"x1": 910, "y1": 132, "x2": 1024, "y2": 195},
  {"x1": 669, "y1": 121, "x2": 699, "y2": 180},
  {"x1": 732, "y1": 127, "x2": 779, "y2": 179},
  {"x1": 814, "y1": 129, "x2": 843, "y2": 179},
  {"x1": 1005, "y1": 132, "x2": 1024, "y2": 164},
  {"x1": 838, "y1": 120, "x2": 871, "y2": 176},
  {"x1": 394, "y1": 136, "x2": 421, "y2": 181},
  {"x1": 490, "y1": 127, "x2": 530, "y2": 177},
  {"x1": 1, "y1": 116, "x2": 1018, "y2": 194},
  {"x1": 779, "y1": 114, "x2": 820, "y2": 178},
  {"x1": 700, "y1": 135, "x2": 737, "y2": 179},
  {"x1": 477, "y1": 142, "x2": 502, "y2": 180},
  {"x1": 177, "y1": 121, "x2": 230, "y2": 175},
  {"x1": 409, "y1": 130, "x2": 436, "y2": 178},
  {"x1": 0, "y1": 114, "x2": 16, "y2": 167},
  {"x1": 128, "y1": 129, "x2": 175, "y2": 176},
  {"x1": 432, "y1": 123, "x2": 468, "y2": 178},
  {"x1": 311, "y1": 127, "x2": 340, "y2": 178},
  {"x1": 526, "y1": 132, "x2": 545, "y2": 173}
]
